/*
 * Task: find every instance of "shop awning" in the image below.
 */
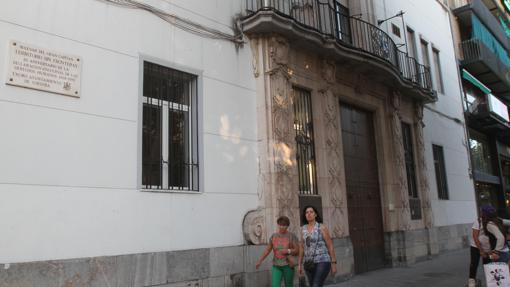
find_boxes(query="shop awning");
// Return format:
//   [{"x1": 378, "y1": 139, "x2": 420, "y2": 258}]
[{"x1": 462, "y1": 69, "x2": 492, "y2": 94}]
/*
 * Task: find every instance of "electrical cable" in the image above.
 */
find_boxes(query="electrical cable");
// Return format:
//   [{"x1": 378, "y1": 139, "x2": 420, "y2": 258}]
[{"x1": 96, "y1": 0, "x2": 244, "y2": 45}]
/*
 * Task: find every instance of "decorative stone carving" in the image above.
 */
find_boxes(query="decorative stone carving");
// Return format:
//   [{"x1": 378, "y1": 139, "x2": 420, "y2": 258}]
[
  {"x1": 269, "y1": 36, "x2": 289, "y2": 69},
  {"x1": 250, "y1": 37, "x2": 260, "y2": 78},
  {"x1": 321, "y1": 59, "x2": 336, "y2": 85},
  {"x1": 354, "y1": 73, "x2": 368, "y2": 96},
  {"x1": 320, "y1": 59, "x2": 346, "y2": 238},
  {"x1": 414, "y1": 103, "x2": 433, "y2": 228},
  {"x1": 390, "y1": 91, "x2": 411, "y2": 231},
  {"x1": 243, "y1": 209, "x2": 266, "y2": 245},
  {"x1": 268, "y1": 36, "x2": 299, "y2": 232}
]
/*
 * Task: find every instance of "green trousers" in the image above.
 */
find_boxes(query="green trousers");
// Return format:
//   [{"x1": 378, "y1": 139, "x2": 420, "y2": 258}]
[{"x1": 272, "y1": 265, "x2": 295, "y2": 287}]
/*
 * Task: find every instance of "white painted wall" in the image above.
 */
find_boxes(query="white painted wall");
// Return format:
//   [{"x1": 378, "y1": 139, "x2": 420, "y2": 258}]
[
  {"x1": 0, "y1": 0, "x2": 258, "y2": 263},
  {"x1": 372, "y1": 0, "x2": 477, "y2": 226}
]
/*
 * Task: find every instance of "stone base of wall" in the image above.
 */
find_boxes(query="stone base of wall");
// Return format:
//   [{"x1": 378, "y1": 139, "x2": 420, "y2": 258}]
[
  {"x1": 0, "y1": 225, "x2": 470, "y2": 287},
  {"x1": 385, "y1": 223, "x2": 471, "y2": 267}
]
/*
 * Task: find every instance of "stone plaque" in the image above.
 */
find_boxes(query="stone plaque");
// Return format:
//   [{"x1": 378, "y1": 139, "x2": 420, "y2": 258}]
[{"x1": 5, "y1": 40, "x2": 82, "y2": 97}]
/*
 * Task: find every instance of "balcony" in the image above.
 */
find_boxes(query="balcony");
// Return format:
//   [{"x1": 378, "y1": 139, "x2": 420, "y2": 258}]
[
  {"x1": 452, "y1": 0, "x2": 510, "y2": 51},
  {"x1": 467, "y1": 93, "x2": 510, "y2": 140},
  {"x1": 241, "y1": 0, "x2": 436, "y2": 103},
  {"x1": 460, "y1": 39, "x2": 510, "y2": 99}
]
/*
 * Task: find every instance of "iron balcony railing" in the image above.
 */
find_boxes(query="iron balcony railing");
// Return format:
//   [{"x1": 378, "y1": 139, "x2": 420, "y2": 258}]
[
  {"x1": 244, "y1": 0, "x2": 433, "y2": 92},
  {"x1": 460, "y1": 39, "x2": 510, "y2": 88}
]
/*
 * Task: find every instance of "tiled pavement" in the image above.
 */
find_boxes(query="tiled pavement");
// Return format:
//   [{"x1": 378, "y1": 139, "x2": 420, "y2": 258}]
[{"x1": 326, "y1": 248, "x2": 485, "y2": 287}]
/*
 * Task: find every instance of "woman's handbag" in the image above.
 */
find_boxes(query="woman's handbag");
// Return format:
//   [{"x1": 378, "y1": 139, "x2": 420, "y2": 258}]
[
  {"x1": 286, "y1": 255, "x2": 297, "y2": 268},
  {"x1": 484, "y1": 262, "x2": 510, "y2": 287},
  {"x1": 303, "y1": 259, "x2": 315, "y2": 272}
]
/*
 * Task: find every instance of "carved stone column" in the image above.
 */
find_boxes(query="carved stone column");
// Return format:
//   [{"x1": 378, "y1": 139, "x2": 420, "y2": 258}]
[
  {"x1": 319, "y1": 59, "x2": 348, "y2": 238},
  {"x1": 243, "y1": 35, "x2": 300, "y2": 243},
  {"x1": 414, "y1": 103, "x2": 433, "y2": 229},
  {"x1": 390, "y1": 91, "x2": 411, "y2": 231}
]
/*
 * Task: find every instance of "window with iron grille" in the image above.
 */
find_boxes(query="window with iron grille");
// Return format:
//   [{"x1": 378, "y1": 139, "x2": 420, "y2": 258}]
[
  {"x1": 142, "y1": 61, "x2": 199, "y2": 191},
  {"x1": 402, "y1": 122, "x2": 421, "y2": 219},
  {"x1": 433, "y1": 144, "x2": 449, "y2": 200},
  {"x1": 293, "y1": 88, "x2": 318, "y2": 195}
]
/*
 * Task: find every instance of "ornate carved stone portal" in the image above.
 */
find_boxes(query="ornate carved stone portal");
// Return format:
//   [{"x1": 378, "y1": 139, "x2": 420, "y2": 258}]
[
  {"x1": 243, "y1": 35, "x2": 300, "y2": 242},
  {"x1": 243, "y1": 34, "x2": 433, "y2": 246}
]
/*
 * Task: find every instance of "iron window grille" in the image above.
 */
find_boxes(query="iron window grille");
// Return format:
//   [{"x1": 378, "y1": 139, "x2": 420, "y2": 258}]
[
  {"x1": 142, "y1": 61, "x2": 199, "y2": 191},
  {"x1": 293, "y1": 88, "x2": 318, "y2": 195},
  {"x1": 433, "y1": 144, "x2": 449, "y2": 200},
  {"x1": 402, "y1": 122, "x2": 421, "y2": 219}
]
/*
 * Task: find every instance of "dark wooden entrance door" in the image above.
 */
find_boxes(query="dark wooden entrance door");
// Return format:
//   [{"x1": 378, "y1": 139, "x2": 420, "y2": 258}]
[{"x1": 340, "y1": 104, "x2": 386, "y2": 274}]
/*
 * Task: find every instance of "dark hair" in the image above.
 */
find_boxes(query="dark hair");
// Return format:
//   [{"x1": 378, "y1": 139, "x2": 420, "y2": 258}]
[
  {"x1": 301, "y1": 205, "x2": 322, "y2": 224},
  {"x1": 277, "y1": 216, "x2": 290, "y2": 226}
]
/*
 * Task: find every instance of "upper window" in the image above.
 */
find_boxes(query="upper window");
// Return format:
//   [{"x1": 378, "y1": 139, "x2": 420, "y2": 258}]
[
  {"x1": 420, "y1": 39, "x2": 430, "y2": 68},
  {"x1": 392, "y1": 23, "x2": 401, "y2": 38},
  {"x1": 406, "y1": 27, "x2": 417, "y2": 59},
  {"x1": 433, "y1": 144, "x2": 449, "y2": 200},
  {"x1": 142, "y1": 61, "x2": 199, "y2": 191},
  {"x1": 334, "y1": 2, "x2": 350, "y2": 42},
  {"x1": 432, "y1": 48, "x2": 444, "y2": 94},
  {"x1": 293, "y1": 87, "x2": 318, "y2": 195}
]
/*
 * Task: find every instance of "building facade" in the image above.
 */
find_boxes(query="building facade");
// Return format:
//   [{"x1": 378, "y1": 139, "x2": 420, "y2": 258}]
[
  {"x1": 448, "y1": 0, "x2": 510, "y2": 217},
  {"x1": 0, "y1": 0, "x2": 477, "y2": 286}
]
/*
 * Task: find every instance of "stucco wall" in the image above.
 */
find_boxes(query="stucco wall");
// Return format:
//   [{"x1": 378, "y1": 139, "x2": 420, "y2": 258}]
[
  {"x1": 0, "y1": 0, "x2": 259, "y2": 263},
  {"x1": 372, "y1": 0, "x2": 477, "y2": 226}
]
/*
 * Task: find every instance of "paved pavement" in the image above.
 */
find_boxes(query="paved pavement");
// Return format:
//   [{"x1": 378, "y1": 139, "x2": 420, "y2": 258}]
[{"x1": 326, "y1": 248, "x2": 484, "y2": 287}]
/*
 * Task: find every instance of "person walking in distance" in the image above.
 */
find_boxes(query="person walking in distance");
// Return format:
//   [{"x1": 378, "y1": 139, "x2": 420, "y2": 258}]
[
  {"x1": 468, "y1": 206, "x2": 492, "y2": 287},
  {"x1": 298, "y1": 206, "x2": 337, "y2": 287},
  {"x1": 482, "y1": 205, "x2": 510, "y2": 264},
  {"x1": 256, "y1": 216, "x2": 299, "y2": 287}
]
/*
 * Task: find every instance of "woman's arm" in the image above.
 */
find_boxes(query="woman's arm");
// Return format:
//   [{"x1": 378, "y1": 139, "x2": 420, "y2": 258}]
[
  {"x1": 289, "y1": 234, "x2": 299, "y2": 256},
  {"x1": 298, "y1": 230, "x2": 304, "y2": 275},
  {"x1": 473, "y1": 228, "x2": 482, "y2": 250},
  {"x1": 320, "y1": 225, "x2": 337, "y2": 276},
  {"x1": 487, "y1": 222, "x2": 506, "y2": 251},
  {"x1": 255, "y1": 242, "x2": 273, "y2": 270}
]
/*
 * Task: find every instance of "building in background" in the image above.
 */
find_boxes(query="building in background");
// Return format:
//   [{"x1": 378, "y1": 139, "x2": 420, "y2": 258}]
[
  {"x1": 448, "y1": 0, "x2": 510, "y2": 216},
  {"x1": 0, "y1": 0, "x2": 478, "y2": 286}
]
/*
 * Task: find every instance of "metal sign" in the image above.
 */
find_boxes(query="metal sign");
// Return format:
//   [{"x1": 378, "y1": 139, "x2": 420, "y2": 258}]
[{"x1": 5, "y1": 41, "x2": 82, "y2": 97}]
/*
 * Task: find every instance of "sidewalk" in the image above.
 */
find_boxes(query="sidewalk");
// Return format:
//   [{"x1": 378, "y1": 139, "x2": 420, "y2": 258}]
[{"x1": 326, "y1": 248, "x2": 483, "y2": 287}]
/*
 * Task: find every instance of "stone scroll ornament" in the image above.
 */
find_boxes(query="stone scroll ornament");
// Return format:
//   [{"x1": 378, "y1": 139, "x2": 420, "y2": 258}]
[
  {"x1": 414, "y1": 104, "x2": 433, "y2": 229},
  {"x1": 243, "y1": 209, "x2": 266, "y2": 245},
  {"x1": 390, "y1": 91, "x2": 411, "y2": 231},
  {"x1": 320, "y1": 59, "x2": 346, "y2": 238}
]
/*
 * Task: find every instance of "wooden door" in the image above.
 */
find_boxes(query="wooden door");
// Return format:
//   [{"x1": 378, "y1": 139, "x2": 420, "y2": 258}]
[{"x1": 340, "y1": 104, "x2": 386, "y2": 273}]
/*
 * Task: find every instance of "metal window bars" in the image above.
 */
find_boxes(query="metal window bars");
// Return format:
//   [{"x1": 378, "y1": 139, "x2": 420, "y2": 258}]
[
  {"x1": 142, "y1": 62, "x2": 199, "y2": 191},
  {"x1": 293, "y1": 88, "x2": 318, "y2": 195}
]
